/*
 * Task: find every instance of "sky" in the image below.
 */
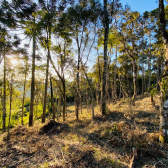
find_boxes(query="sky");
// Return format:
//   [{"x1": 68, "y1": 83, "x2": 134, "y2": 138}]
[{"x1": 120, "y1": 0, "x2": 158, "y2": 14}]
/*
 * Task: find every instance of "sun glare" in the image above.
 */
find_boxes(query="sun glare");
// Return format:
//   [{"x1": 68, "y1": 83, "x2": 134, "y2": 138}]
[{"x1": 11, "y1": 59, "x2": 18, "y2": 66}]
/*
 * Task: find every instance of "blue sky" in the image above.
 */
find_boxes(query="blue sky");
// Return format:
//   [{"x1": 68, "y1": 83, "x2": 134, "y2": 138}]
[{"x1": 120, "y1": 0, "x2": 158, "y2": 14}]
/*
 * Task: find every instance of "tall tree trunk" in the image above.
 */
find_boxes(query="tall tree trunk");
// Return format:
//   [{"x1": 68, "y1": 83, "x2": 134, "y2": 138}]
[
  {"x1": 80, "y1": 90, "x2": 82, "y2": 114},
  {"x1": 96, "y1": 83, "x2": 99, "y2": 109},
  {"x1": 119, "y1": 75, "x2": 122, "y2": 99},
  {"x1": 58, "y1": 91, "x2": 62, "y2": 118},
  {"x1": 76, "y1": 42, "x2": 80, "y2": 120},
  {"x1": 159, "y1": 0, "x2": 168, "y2": 144},
  {"x1": 157, "y1": 56, "x2": 161, "y2": 91},
  {"x1": 62, "y1": 79, "x2": 66, "y2": 121},
  {"x1": 114, "y1": 45, "x2": 117, "y2": 101},
  {"x1": 3, "y1": 48, "x2": 6, "y2": 132},
  {"x1": 86, "y1": 90, "x2": 89, "y2": 113},
  {"x1": 55, "y1": 90, "x2": 58, "y2": 120},
  {"x1": 97, "y1": 56, "x2": 101, "y2": 107},
  {"x1": 132, "y1": 59, "x2": 137, "y2": 102},
  {"x1": 50, "y1": 77, "x2": 55, "y2": 120},
  {"x1": 8, "y1": 75, "x2": 13, "y2": 135},
  {"x1": 29, "y1": 26, "x2": 36, "y2": 126},
  {"x1": 142, "y1": 63, "x2": 144, "y2": 96},
  {"x1": 101, "y1": 0, "x2": 109, "y2": 115},
  {"x1": 106, "y1": 63, "x2": 110, "y2": 104},
  {"x1": 81, "y1": 62, "x2": 95, "y2": 119},
  {"x1": 42, "y1": 30, "x2": 50, "y2": 123},
  {"x1": 148, "y1": 35, "x2": 151, "y2": 90},
  {"x1": 22, "y1": 61, "x2": 27, "y2": 125}
]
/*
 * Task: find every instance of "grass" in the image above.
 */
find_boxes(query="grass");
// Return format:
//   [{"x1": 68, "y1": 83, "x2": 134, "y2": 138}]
[{"x1": 0, "y1": 93, "x2": 168, "y2": 168}]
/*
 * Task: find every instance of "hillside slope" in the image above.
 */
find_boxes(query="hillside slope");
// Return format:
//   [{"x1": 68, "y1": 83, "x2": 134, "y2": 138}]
[{"x1": 0, "y1": 93, "x2": 168, "y2": 168}]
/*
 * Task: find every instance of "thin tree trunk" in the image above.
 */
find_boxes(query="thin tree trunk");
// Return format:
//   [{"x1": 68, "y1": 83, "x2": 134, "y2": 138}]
[
  {"x1": 96, "y1": 83, "x2": 99, "y2": 109},
  {"x1": 76, "y1": 43, "x2": 80, "y2": 120},
  {"x1": 3, "y1": 48, "x2": 6, "y2": 132},
  {"x1": 47, "y1": 95, "x2": 50, "y2": 121},
  {"x1": 42, "y1": 31, "x2": 50, "y2": 123},
  {"x1": 62, "y1": 79, "x2": 66, "y2": 121},
  {"x1": 114, "y1": 45, "x2": 117, "y2": 101},
  {"x1": 22, "y1": 61, "x2": 27, "y2": 125},
  {"x1": 29, "y1": 29, "x2": 36, "y2": 126},
  {"x1": 98, "y1": 56, "x2": 101, "y2": 105},
  {"x1": 35, "y1": 97, "x2": 38, "y2": 119},
  {"x1": 119, "y1": 75, "x2": 122, "y2": 99},
  {"x1": 142, "y1": 63, "x2": 144, "y2": 96},
  {"x1": 86, "y1": 90, "x2": 89, "y2": 113},
  {"x1": 58, "y1": 91, "x2": 62, "y2": 118},
  {"x1": 148, "y1": 35, "x2": 151, "y2": 90},
  {"x1": 132, "y1": 59, "x2": 137, "y2": 102},
  {"x1": 80, "y1": 90, "x2": 82, "y2": 114},
  {"x1": 50, "y1": 77, "x2": 55, "y2": 120},
  {"x1": 101, "y1": 0, "x2": 109, "y2": 116},
  {"x1": 8, "y1": 76, "x2": 13, "y2": 135},
  {"x1": 65, "y1": 95, "x2": 67, "y2": 117},
  {"x1": 157, "y1": 56, "x2": 161, "y2": 91},
  {"x1": 81, "y1": 62, "x2": 95, "y2": 119},
  {"x1": 55, "y1": 90, "x2": 58, "y2": 120}
]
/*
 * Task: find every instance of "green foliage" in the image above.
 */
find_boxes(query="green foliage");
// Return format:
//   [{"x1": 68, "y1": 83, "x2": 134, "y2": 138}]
[
  {"x1": 150, "y1": 85, "x2": 158, "y2": 97},
  {"x1": 161, "y1": 78, "x2": 168, "y2": 100}
]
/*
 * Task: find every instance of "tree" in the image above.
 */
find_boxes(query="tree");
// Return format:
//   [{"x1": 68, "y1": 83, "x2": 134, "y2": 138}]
[
  {"x1": 118, "y1": 9, "x2": 141, "y2": 102},
  {"x1": 159, "y1": 0, "x2": 168, "y2": 144},
  {"x1": 101, "y1": 0, "x2": 109, "y2": 115},
  {"x1": 0, "y1": 0, "x2": 18, "y2": 131},
  {"x1": 58, "y1": 0, "x2": 100, "y2": 119},
  {"x1": 12, "y1": 0, "x2": 40, "y2": 126}
]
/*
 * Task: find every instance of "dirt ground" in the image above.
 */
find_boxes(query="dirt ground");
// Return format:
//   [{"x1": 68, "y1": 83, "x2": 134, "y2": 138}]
[{"x1": 0, "y1": 93, "x2": 168, "y2": 168}]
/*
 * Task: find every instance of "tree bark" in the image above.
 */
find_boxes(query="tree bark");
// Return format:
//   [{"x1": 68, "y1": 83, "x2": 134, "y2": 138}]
[
  {"x1": 114, "y1": 45, "x2": 117, "y2": 101},
  {"x1": 58, "y1": 91, "x2": 62, "y2": 118},
  {"x1": 50, "y1": 77, "x2": 55, "y2": 120},
  {"x1": 62, "y1": 79, "x2": 66, "y2": 121},
  {"x1": 159, "y1": 0, "x2": 168, "y2": 144},
  {"x1": 42, "y1": 30, "x2": 50, "y2": 123},
  {"x1": 142, "y1": 62, "x2": 144, "y2": 96},
  {"x1": 76, "y1": 40, "x2": 80, "y2": 120},
  {"x1": 81, "y1": 62, "x2": 95, "y2": 119},
  {"x1": 80, "y1": 88, "x2": 82, "y2": 114},
  {"x1": 157, "y1": 56, "x2": 161, "y2": 91},
  {"x1": 22, "y1": 60, "x2": 27, "y2": 125},
  {"x1": 29, "y1": 29, "x2": 35, "y2": 126},
  {"x1": 3, "y1": 47, "x2": 6, "y2": 132},
  {"x1": 132, "y1": 59, "x2": 137, "y2": 102},
  {"x1": 148, "y1": 35, "x2": 151, "y2": 90},
  {"x1": 101, "y1": 0, "x2": 109, "y2": 116},
  {"x1": 7, "y1": 75, "x2": 13, "y2": 137}
]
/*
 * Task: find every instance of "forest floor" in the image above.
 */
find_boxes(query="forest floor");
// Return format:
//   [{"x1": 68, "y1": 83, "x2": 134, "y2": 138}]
[{"x1": 0, "y1": 93, "x2": 168, "y2": 168}]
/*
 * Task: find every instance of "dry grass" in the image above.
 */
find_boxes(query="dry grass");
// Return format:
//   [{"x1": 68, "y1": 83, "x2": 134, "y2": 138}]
[{"x1": 0, "y1": 93, "x2": 168, "y2": 168}]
